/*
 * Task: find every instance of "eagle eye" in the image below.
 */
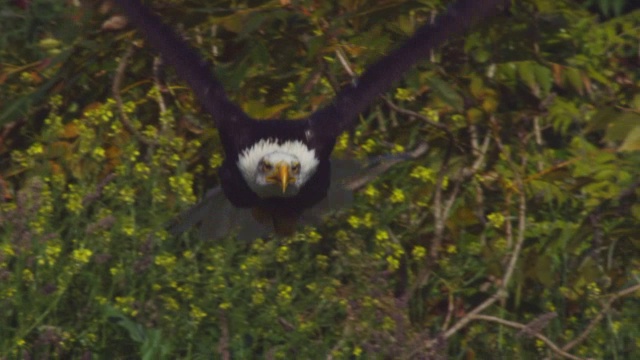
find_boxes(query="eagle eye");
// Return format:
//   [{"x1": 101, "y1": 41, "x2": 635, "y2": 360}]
[
  {"x1": 259, "y1": 160, "x2": 273, "y2": 172},
  {"x1": 291, "y1": 162, "x2": 301, "y2": 174}
]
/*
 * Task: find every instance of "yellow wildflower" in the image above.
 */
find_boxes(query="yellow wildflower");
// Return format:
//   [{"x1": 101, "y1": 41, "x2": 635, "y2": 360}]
[
  {"x1": 1, "y1": 243, "x2": 15, "y2": 257},
  {"x1": 348, "y1": 215, "x2": 361, "y2": 228},
  {"x1": 219, "y1": 302, "x2": 232, "y2": 310},
  {"x1": 118, "y1": 186, "x2": 136, "y2": 205},
  {"x1": 410, "y1": 165, "x2": 435, "y2": 183},
  {"x1": 315, "y1": 255, "x2": 329, "y2": 270},
  {"x1": 390, "y1": 188, "x2": 405, "y2": 203},
  {"x1": 386, "y1": 255, "x2": 400, "y2": 271},
  {"x1": 392, "y1": 143, "x2": 405, "y2": 154},
  {"x1": 63, "y1": 184, "x2": 84, "y2": 214},
  {"x1": 375, "y1": 229, "x2": 389, "y2": 241},
  {"x1": 487, "y1": 212, "x2": 505, "y2": 228},
  {"x1": 164, "y1": 296, "x2": 180, "y2": 311},
  {"x1": 334, "y1": 133, "x2": 349, "y2": 152},
  {"x1": 278, "y1": 284, "x2": 293, "y2": 303},
  {"x1": 382, "y1": 316, "x2": 396, "y2": 331},
  {"x1": 361, "y1": 138, "x2": 377, "y2": 154},
  {"x1": 92, "y1": 147, "x2": 106, "y2": 161},
  {"x1": 446, "y1": 244, "x2": 457, "y2": 254},
  {"x1": 133, "y1": 162, "x2": 150, "y2": 179},
  {"x1": 395, "y1": 88, "x2": 415, "y2": 101},
  {"x1": 190, "y1": 305, "x2": 207, "y2": 321},
  {"x1": 209, "y1": 153, "x2": 224, "y2": 168},
  {"x1": 411, "y1": 245, "x2": 427, "y2": 260},
  {"x1": 71, "y1": 248, "x2": 93, "y2": 264},
  {"x1": 94, "y1": 296, "x2": 107, "y2": 305},
  {"x1": 27, "y1": 143, "x2": 44, "y2": 156},
  {"x1": 110, "y1": 264, "x2": 124, "y2": 277},
  {"x1": 121, "y1": 216, "x2": 136, "y2": 236},
  {"x1": 276, "y1": 246, "x2": 290, "y2": 263},
  {"x1": 252, "y1": 292, "x2": 265, "y2": 305},
  {"x1": 363, "y1": 184, "x2": 379, "y2": 199},
  {"x1": 353, "y1": 346, "x2": 363, "y2": 357},
  {"x1": 155, "y1": 253, "x2": 177, "y2": 270},
  {"x1": 362, "y1": 213, "x2": 374, "y2": 228},
  {"x1": 22, "y1": 269, "x2": 34, "y2": 283}
]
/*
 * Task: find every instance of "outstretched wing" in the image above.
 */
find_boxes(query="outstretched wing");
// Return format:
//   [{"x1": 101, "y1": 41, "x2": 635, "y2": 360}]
[
  {"x1": 112, "y1": 0, "x2": 251, "y2": 127},
  {"x1": 309, "y1": 0, "x2": 509, "y2": 139}
]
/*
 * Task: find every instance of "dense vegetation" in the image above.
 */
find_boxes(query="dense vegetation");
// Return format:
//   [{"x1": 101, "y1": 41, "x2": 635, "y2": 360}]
[{"x1": 1, "y1": 0, "x2": 639, "y2": 358}]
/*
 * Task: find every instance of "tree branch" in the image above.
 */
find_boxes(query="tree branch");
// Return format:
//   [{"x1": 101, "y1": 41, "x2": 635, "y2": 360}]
[
  {"x1": 418, "y1": 153, "x2": 528, "y2": 355},
  {"x1": 469, "y1": 314, "x2": 585, "y2": 360},
  {"x1": 559, "y1": 283, "x2": 640, "y2": 354}
]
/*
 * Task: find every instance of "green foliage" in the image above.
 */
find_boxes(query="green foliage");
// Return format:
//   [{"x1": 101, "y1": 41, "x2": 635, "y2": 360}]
[{"x1": 1, "y1": 0, "x2": 639, "y2": 358}]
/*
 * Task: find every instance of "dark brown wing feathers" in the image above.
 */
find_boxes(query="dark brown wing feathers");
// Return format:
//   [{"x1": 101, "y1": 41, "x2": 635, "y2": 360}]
[{"x1": 113, "y1": 0, "x2": 507, "y2": 142}]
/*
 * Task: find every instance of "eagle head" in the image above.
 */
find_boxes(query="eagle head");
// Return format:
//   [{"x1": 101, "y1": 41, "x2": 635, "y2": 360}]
[
  {"x1": 256, "y1": 152, "x2": 301, "y2": 194},
  {"x1": 237, "y1": 139, "x2": 319, "y2": 198}
]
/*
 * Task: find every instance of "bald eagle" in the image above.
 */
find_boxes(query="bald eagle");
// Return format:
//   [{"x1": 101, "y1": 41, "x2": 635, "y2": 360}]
[{"x1": 112, "y1": 0, "x2": 507, "y2": 236}]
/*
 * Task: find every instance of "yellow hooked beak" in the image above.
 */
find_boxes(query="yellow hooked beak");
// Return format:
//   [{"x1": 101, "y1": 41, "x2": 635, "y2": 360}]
[{"x1": 266, "y1": 162, "x2": 296, "y2": 193}]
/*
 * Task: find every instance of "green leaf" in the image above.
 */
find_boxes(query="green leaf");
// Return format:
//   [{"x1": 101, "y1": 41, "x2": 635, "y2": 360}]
[
  {"x1": 632, "y1": 204, "x2": 640, "y2": 221},
  {"x1": 533, "y1": 64, "x2": 552, "y2": 97},
  {"x1": 604, "y1": 112, "x2": 640, "y2": 142},
  {"x1": 585, "y1": 107, "x2": 619, "y2": 133},
  {"x1": 619, "y1": 126, "x2": 640, "y2": 152},
  {"x1": 243, "y1": 100, "x2": 291, "y2": 118},
  {"x1": 564, "y1": 67, "x2": 583, "y2": 95},
  {"x1": 585, "y1": 66, "x2": 611, "y2": 87},
  {"x1": 533, "y1": 255, "x2": 555, "y2": 286},
  {"x1": 426, "y1": 77, "x2": 464, "y2": 111},
  {"x1": 631, "y1": 94, "x2": 640, "y2": 111},
  {"x1": 517, "y1": 61, "x2": 537, "y2": 90},
  {"x1": 141, "y1": 329, "x2": 172, "y2": 360},
  {"x1": 105, "y1": 306, "x2": 146, "y2": 343},
  {"x1": 495, "y1": 62, "x2": 517, "y2": 86},
  {"x1": 469, "y1": 74, "x2": 485, "y2": 98}
]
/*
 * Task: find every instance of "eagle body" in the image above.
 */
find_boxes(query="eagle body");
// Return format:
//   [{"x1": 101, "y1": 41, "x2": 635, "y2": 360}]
[
  {"x1": 113, "y1": 0, "x2": 506, "y2": 237},
  {"x1": 218, "y1": 118, "x2": 334, "y2": 224}
]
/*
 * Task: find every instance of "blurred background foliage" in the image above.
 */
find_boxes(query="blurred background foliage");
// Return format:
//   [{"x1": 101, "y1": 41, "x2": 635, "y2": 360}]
[{"x1": 1, "y1": 0, "x2": 639, "y2": 358}]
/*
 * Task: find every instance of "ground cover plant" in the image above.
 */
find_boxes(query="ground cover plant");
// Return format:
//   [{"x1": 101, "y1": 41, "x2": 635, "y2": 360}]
[{"x1": 1, "y1": 0, "x2": 639, "y2": 358}]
